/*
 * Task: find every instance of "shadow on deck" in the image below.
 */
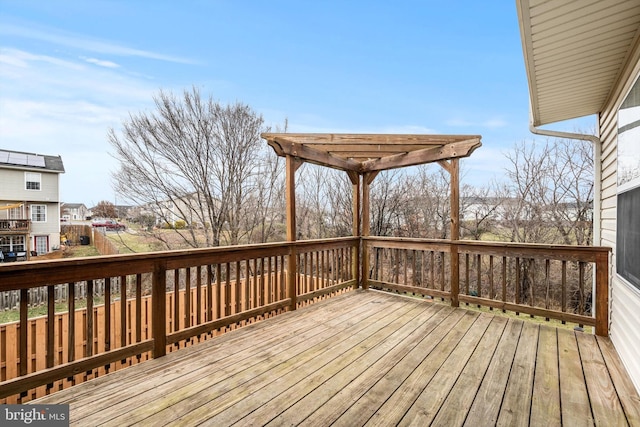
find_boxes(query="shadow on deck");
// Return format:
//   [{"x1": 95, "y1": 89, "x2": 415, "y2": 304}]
[{"x1": 33, "y1": 290, "x2": 640, "y2": 426}]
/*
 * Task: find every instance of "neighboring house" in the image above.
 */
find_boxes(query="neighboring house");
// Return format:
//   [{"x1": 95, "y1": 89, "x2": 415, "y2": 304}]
[
  {"x1": 61, "y1": 202, "x2": 91, "y2": 221},
  {"x1": 143, "y1": 193, "x2": 219, "y2": 228},
  {"x1": 517, "y1": 0, "x2": 640, "y2": 392},
  {"x1": 114, "y1": 205, "x2": 134, "y2": 220},
  {"x1": 0, "y1": 149, "x2": 65, "y2": 258}
]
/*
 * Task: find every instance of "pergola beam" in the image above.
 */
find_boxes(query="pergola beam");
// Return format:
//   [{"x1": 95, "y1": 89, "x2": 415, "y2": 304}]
[
  {"x1": 360, "y1": 138, "x2": 481, "y2": 172},
  {"x1": 267, "y1": 138, "x2": 361, "y2": 172}
]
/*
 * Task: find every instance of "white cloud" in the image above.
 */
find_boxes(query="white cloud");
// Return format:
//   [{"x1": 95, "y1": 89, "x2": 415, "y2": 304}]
[
  {"x1": 0, "y1": 47, "x2": 160, "y2": 204},
  {"x1": 0, "y1": 22, "x2": 196, "y2": 65},
  {"x1": 83, "y1": 57, "x2": 120, "y2": 69}
]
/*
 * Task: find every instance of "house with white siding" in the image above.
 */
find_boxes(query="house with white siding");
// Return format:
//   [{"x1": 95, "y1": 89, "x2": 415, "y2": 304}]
[
  {"x1": 517, "y1": 0, "x2": 640, "y2": 392},
  {"x1": 61, "y1": 202, "x2": 91, "y2": 222},
  {"x1": 0, "y1": 149, "x2": 65, "y2": 258}
]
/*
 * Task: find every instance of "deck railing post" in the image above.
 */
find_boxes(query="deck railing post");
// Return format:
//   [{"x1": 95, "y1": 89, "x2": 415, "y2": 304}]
[
  {"x1": 595, "y1": 251, "x2": 609, "y2": 337},
  {"x1": 152, "y1": 260, "x2": 167, "y2": 358}
]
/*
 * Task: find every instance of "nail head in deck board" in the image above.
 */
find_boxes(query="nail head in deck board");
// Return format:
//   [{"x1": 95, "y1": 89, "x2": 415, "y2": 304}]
[
  {"x1": 530, "y1": 325, "x2": 561, "y2": 426},
  {"x1": 577, "y1": 332, "x2": 628, "y2": 426},
  {"x1": 557, "y1": 328, "x2": 594, "y2": 426}
]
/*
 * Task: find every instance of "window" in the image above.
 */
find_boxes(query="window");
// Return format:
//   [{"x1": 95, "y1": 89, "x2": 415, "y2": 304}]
[
  {"x1": 25, "y1": 172, "x2": 41, "y2": 190},
  {"x1": 31, "y1": 205, "x2": 47, "y2": 222},
  {"x1": 0, "y1": 236, "x2": 25, "y2": 253},
  {"x1": 616, "y1": 76, "x2": 640, "y2": 291}
]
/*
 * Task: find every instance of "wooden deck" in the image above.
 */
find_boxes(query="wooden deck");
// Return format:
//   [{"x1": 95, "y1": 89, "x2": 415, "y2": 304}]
[{"x1": 33, "y1": 290, "x2": 640, "y2": 426}]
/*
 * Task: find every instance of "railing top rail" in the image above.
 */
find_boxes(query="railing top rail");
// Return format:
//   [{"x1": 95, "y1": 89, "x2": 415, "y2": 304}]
[
  {"x1": 363, "y1": 236, "x2": 610, "y2": 262},
  {"x1": 0, "y1": 237, "x2": 360, "y2": 291}
]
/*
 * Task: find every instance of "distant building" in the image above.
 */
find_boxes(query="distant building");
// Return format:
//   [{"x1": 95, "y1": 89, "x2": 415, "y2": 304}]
[
  {"x1": 0, "y1": 149, "x2": 65, "y2": 258},
  {"x1": 61, "y1": 202, "x2": 91, "y2": 221}
]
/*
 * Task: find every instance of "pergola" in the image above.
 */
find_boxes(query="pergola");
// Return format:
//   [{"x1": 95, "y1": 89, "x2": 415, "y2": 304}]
[{"x1": 262, "y1": 133, "x2": 482, "y2": 305}]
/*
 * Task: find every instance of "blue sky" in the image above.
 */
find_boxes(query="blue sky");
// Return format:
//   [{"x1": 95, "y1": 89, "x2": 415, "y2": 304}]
[{"x1": 0, "y1": 1, "x2": 595, "y2": 206}]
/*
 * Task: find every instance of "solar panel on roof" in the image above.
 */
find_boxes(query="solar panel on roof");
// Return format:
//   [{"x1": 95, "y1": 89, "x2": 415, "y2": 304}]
[
  {"x1": 27, "y1": 154, "x2": 46, "y2": 167},
  {"x1": 0, "y1": 150, "x2": 46, "y2": 167},
  {"x1": 9, "y1": 153, "x2": 27, "y2": 164}
]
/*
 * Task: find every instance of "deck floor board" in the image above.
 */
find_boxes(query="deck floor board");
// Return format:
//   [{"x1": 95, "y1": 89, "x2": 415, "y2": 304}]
[{"x1": 29, "y1": 290, "x2": 639, "y2": 427}]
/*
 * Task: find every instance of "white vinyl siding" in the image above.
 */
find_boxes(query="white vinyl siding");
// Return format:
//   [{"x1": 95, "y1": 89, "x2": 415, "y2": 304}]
[{"x1": 599, "y1": 45, "x2": 640, "y2": 393}]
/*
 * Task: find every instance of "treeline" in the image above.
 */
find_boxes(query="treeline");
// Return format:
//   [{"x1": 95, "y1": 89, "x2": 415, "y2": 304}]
[{"x1": 111, "y1": 88, "x2": 594, "y2": 249}]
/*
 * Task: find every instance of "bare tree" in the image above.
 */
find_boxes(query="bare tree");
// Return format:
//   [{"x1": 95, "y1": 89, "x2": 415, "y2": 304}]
[
  {"x1": 109, "y1": 87, "x2": 276, "y2": 248},
  {"x1": 93, "y1": 200, "x2": 118, "y2": 219},
  {"x1": 369, "y1": 169, "x2": 412, "y2": 237},
  {"x1": 460, "y1": 181, "x2": 507, "y2": 240},
  {"x1": 501, "y1": 138, "x2": 593, "y2": 245}
]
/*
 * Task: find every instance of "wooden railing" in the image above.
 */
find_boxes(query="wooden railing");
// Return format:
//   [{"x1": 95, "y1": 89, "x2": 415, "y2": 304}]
[
  {"x1": 0, "y1": 219, "x2": 30, "y2": 233},
  {"x1": 0, "y1": 235, "x2": 610, "y2": 402},
  {"x1": 0, "y1": 237, "x2": 358, "y2": 402},
  {"x1": 364, "y1": 237, "x2": 610, "y2": 336}
]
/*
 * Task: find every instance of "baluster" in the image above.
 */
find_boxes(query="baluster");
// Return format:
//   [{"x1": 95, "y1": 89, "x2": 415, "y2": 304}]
[
  {"x1": 476, "y1": 254, "x2": 481, "y2": 300},
  {"x1": 214, "y1": 264, "x2": 221, "y2": 321},
  {"x1": 502, "y1": 256, "x2": 507, "y2": 312},
  {"x1": 196, "y1": 266, "x2": 202, "y2": 325},
  {"x1": 545, "y1": 260, "x2": 551, "y2": 320},
  {"x1": 235, "y1": 261, "x2": 241, "y2": 314},
  {"x1": 579, "y1": 261, "x2": 585, "y2": 315},
  {"x1": 68, "y1": 283, "x2": 75, "y2": 365},
  {"x1": 120, "y1": 276, "x2": 126, "y2": 359},
  {"x1": 47, "y1": 285, "x2": 55, "y2": 372},
  {"x1": 185, "y1": 267, "x2": 191, "y2": 329},
  {"x1": 561, "y1": 261, "x2": 567, "y2": 322},
  {"x1": 104, "y1": 277, "x2": 111, "y2": 364},
  {"x1": 173, "y1": 270, "x2": 180, "y2": 334},
  {"x1": 86, "y1": 280, "x2": 94, "y2": 358},
  {"x1": 225, "y1": 263, "x2": 231, "y2": 317},
  {"x1": 136, "y1": 274, "x2": 142, "y2": 345},
  {"x1": 489, "y1": 255, "x2": 494, "y2": 302}
]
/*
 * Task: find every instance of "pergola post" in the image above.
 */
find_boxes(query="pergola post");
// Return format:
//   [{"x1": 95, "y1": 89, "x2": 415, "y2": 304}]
[
  {"x1": 285, "y1": 155, "x2": 300, "y2": 311},
  {"x1": 347, "y1": 171, "x2": 361, "y2": 289},
  {"x1": 449, "y1": 158, "x2": 460, "y2": 307},
  {"x1": 361, "y1": 172, "x2": 378, "y2": 290}
]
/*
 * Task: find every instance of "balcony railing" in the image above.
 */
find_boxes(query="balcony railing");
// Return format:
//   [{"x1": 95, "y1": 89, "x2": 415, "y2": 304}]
[
  {"x1": 0, "y1": 219, "x2": 30, "y2": 233},
  {"x1": 0, "y1": 236, "x2": 610, "y2": 403},
  {"x1": 364, "y1": 237, "x2": 610, "y2": 336},
  {"x1": 0, "y1": 237, "x2": 358, "y2": 402}
]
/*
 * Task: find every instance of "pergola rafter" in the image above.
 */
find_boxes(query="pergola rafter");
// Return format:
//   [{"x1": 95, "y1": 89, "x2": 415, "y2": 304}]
[
  {"x1": 264, "y1": 133, "x2": 481, "y2": 173},
  {"x1": 262, "y1": 132, "x2": 482, "y2": 309}
]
